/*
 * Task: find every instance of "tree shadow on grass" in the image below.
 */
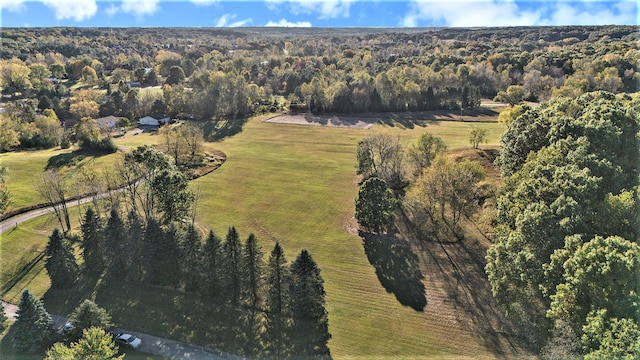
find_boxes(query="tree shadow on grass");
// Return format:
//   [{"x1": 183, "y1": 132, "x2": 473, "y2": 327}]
[
  {"x1": 202, "y1": 117, "x2": 249, "y2": 142},
  {"x1": 45, "y1": 148, "x2": 113, "y2": 171},
  {"x1": 360, "y1": 230, "x2": 426, "y2": 311},
  {"x1": 42, "y1": 274, "x2": 102, "y2": 316}
]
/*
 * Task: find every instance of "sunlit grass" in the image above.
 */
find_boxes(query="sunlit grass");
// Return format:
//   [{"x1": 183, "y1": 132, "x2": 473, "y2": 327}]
[
  {"x1": 190, "y1": 116, "x2": 506, "y2": 357},
  {"x1": 1, "y1": 114, "x2": 508, "y2": 358},
  {"x1": 0, "y1": 146, "x2": 122, "y2": 213}
]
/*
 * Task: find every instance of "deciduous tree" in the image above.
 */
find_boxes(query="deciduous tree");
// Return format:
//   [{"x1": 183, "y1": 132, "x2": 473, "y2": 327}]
[
  {"x1": 0, "y1": 165, "x2": 11, "y2": 215},
  {"x1": 355, "y1": 177, "x2": 396, "y2": 234},
  {"x1": 66, "y1": 300, "x2": 113, "y2": 342},
  {"x1": 38, "y1": 170, "x2": 71, "y2": 232},
  {"x1": 406, "y1": 132, "x2": 447, "y2": 176},
  {"x1": 468, "y1": 125, "x2": 488, "y2": 149},
  {"x1": 151, "y1": 168, "x2": 193, "y2": 224},
  {"x1": 45, "y1": 327, "x2": 123, "y2": 360},
  {"x1": 356, "y1": 134, "x2": 407, "y2": 195}
]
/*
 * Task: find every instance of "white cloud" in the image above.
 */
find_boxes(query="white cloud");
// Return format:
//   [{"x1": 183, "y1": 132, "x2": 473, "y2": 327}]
[
  {"x1": 215, "y1": 13, "x2": 252, "y2": 27},
  {"x1": 541, "y1": 1, "x2": 636, "y2": 25},
  {"x1": 402, "y1": 0, "x2": 542, "y2": 27},
  {"x1": 191, "y1": 0, "x2": 218, "y2": 6},
  {"x1": 40, "y1": 0, "x2": 98, "y2": 22},
  {"x1": 401, "y1": 0, "x2": 636, "y2": 27},
  {"x1": 265, "y1": 0, "x2": 285, "y2": 11},
  {"x1": 105, "y1": 3, "x2": 119, "y2": 16},
  {"x1": 265, "y1": 18, "x2": 312, "y2": 27},
  {"x1": 120, "y1": 0, "x2": 160, "y2": 18},
  {"x1": 0, "y1": 0, "x2": 25, "y2": 12},
  {"x1": 290, "y1": 0, "x2": 353, "y2": 19}
]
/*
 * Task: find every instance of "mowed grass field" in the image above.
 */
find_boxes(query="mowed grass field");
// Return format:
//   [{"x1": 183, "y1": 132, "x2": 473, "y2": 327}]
[
  {"x1": 0, "y1": 147, "x2": 122, "y2": 213},
  {"x1": 1, "y1": 114, "x2": 529, "y2": 358},
  {"x1": 188, "y1": 116, "x2": 521, "y2": 358}
]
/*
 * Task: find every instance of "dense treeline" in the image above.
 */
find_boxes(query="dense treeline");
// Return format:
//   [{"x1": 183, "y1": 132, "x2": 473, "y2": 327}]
[
  {"x1": 41, "y1": 207, "x2": 331, "y2": 358},
  {"x1": 486, "y1": 91, "x2": 640, "y2": 358},
  {"x1": 1, "y1": 26, "x2": 638, "y2": 151}
]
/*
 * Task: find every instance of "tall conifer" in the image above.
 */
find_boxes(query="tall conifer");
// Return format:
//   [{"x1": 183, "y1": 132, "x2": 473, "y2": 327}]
[
  {"x1": 126, "y1": 210, "x2": 144, "y2": 282},
  {"x1": 13, "y1": 289, "x2": 53, "y2": 353},
  {"x1": 201, "y1": 229, "x2": 223, "y2": 298},
  {"x1": 242, "y1": 233, "x2": 264, "y2": 355},
  {"x1": 182, "y1": 223, "x2": 202, "y2": 293},
  {"x1": 263, "y1": 242, "x2": 291, "y2": 358},
  {"x1": 45, "y1": 229, "x2": 79, "y2": 289},
  {"x1": 142, "y1": 217, "x2": 164, "y2": 285},
  {"x1": 103, "y1": 209, "x2": 127, "y2": 277},
  {"x1": 81, "y1": 207, "x2": 104, "y2": 274},
  {"x1": 222, "y1": 226, "x2": 242, "y2": 306},
  {"x1": 289, "y1": 249, "x2": 331, "y2": 358}
]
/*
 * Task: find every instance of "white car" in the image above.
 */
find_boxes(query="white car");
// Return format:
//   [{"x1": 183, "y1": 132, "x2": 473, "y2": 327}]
[
  {"x1": 63, "y1": 322, "x2": 74, "y2": 332},
  {"x1": 115, "y1": 333, "x2": 142, "y2": 349}
]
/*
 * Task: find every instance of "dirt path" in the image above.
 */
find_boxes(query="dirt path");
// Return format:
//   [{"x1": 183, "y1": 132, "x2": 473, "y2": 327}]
[
  {"x1": 265, "y1": 108, "x2": 501, "y2": 129},
  {"x1": 1, "y1": 301, "x2": 242, "y2": 359}
]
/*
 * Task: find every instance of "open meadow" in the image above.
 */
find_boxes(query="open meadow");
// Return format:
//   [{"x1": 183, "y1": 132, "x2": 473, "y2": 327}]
[
  {"x1": 0, "y1": 113, "x2": 532, "y2": 358},
  {"x1": 186, "y1": 115, "x2": 530, "y2": 358},
  {"x1": 0, "y1": 147, "x2": 123, "y2": 214}
]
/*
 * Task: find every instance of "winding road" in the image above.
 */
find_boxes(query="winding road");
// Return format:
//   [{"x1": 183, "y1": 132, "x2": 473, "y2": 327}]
[{"x1": 0, "y1": 187, "x2": 127, "y2": 235}]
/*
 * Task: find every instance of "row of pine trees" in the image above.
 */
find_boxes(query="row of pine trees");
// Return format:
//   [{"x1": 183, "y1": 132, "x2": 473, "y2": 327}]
[{"x1": 41, "y1": 206, "x2": 331, "y2": 358}]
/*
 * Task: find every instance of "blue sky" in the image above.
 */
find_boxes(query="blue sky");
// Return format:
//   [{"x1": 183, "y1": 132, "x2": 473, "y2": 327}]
[{"x1": 0, "y1": 0, "x2": 637, "y2": 28}]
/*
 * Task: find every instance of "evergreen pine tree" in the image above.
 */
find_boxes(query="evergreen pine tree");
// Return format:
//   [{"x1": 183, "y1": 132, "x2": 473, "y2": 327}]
[
  {"x1": 222, "y1": 226, "x2": 243, "y2": 306},
  {"x1": 242, "y1": 233, "x2": 264, "y2": 355},
  {"x1": 201, "y1": 229, "x2": 223, "y2": 298},
  {"x1": 45, "y1": 229, "x2": 79, "y2": 289},
  {"x1": 157, "y1": 222, "x2": 182, "y2": 288},
  {"x1": 142, "y1": 217, "x2": 164, "y2": 285},
  {"x1": 221, "y1": 226, "x2": 244, "y2": 351},
  {"x1": 263, "y1": 242, "x2": 292, "y2": 358},
  {"x1": 126, "y1": 210, "x2": 144, "y2": 282},
  {"x1": 13, "y1": 289, "x2": 53, "y2": 353},
  {"x1": 67, "y1": 299, "x2": 113, "y2": 342},
  {"x1": 103, "y1": 209, "x2": 128, "y2": 277},
  {"x1": 0, "y1": 301, "x2": 7, "y2": 332},
  {"x1": 81, "y1": 207, "x2": 105, "y2": 274},
  {"x1": 45, "y1": 228, "x2": 63, "y2": 257},
  {"x1": 289, "y1": 249, "x2": 331, "y2": 359},
  {"x1": 182, "y1": 223, "x2": 202, "y2": 293}
]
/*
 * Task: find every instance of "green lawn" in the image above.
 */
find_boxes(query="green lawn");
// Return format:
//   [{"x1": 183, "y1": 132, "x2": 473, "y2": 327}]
[
  {"x1": 0, "y1": 146, "x2": 123, "y2": 213},
  {"x1": 1, "y1": 115, "x2": 512, "y2": 358},
  {"x1": 189, "y1": 117, "x2": 507, "y2": 357}
]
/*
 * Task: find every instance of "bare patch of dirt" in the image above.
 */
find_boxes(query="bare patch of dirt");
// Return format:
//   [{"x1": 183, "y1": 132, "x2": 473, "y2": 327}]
[
  {"x1": 266, "y1": 108, "x2": 500, "y2": 129},
  {"x1": 265, "y1": 113, "x2": 377, "y2": 129}
]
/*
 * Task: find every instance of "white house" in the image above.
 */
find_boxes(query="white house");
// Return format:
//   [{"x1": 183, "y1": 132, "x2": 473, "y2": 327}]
[
  {"x1": 95, "y1": 115, "x2": 119, "y2": 130},
  {"x1": 139, "y1": 116, "x2": 160, "y2": 126}
]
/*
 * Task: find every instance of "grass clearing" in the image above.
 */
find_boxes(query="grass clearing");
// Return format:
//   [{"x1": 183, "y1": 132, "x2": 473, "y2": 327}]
[
  {"x1": 1, "y1": 114, "x2": 524, "y2": 358},
  {"x1": 187, "y1": 117, "x2": 516, "y2": 357},
  {"x1": 0, "y1": 146, "x2": 122, "y2": 213}
]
